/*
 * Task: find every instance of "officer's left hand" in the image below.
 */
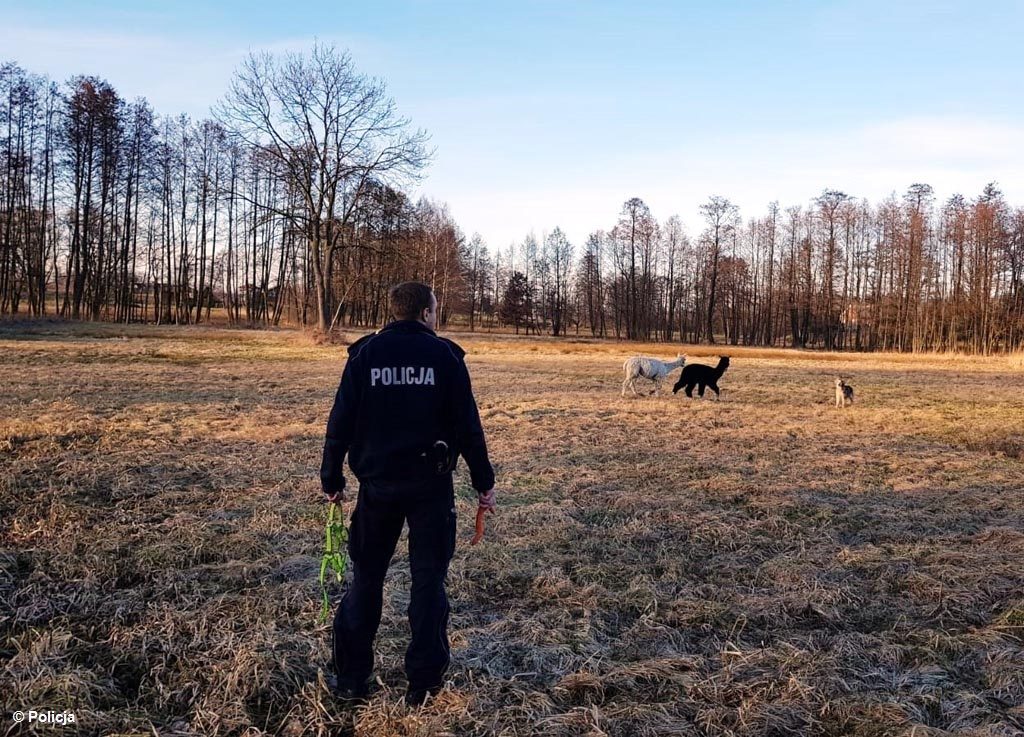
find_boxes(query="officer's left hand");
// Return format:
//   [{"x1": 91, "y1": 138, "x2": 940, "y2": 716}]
[
  {"x1": 324, "y1": 490, "x2": 344, "y2": 503},
  {"x1": 477, "y1": 488, "x2": 496, "y2": 511}
]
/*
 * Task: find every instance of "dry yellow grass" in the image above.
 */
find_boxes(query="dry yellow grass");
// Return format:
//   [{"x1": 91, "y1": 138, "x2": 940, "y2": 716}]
[{"x1": 1, "y1": 320, "x2": 1023, "y2": 736}]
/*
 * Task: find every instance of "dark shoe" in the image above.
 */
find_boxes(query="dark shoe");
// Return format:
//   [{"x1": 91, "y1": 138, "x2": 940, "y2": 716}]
[
  {"x1": 326, "y1": 674, "x2": 376, "y2": 705},
  {"x1": 405, "y1": 685, "x2": 442, "y2": 707}
]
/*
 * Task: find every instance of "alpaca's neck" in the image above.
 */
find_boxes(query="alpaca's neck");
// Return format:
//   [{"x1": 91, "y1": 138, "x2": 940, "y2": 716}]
[
  {"x1": 667, "y1": 358, "x2": 684, "y2": 370},
  {"x1": 714, "y1": 360, "x2": 727, "y2": 377}
]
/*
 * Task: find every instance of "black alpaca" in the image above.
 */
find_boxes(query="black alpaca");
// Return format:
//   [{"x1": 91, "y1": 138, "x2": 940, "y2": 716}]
[{"x1": 672, "y1": 356, "x2": 730, "y2": 399}]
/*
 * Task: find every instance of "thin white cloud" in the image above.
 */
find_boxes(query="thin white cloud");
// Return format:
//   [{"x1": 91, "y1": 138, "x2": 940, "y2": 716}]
[{"x1": 858, "y1": 117, "x2": 1024, "y2": 165}]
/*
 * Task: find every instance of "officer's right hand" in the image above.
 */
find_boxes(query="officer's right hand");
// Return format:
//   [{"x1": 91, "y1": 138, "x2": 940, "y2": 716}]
[
  {"x1": 477, "y1": 488, "x2": 496, "y2": 511},
  {"x1": 324, "y1": 490, "x2": 344, "y2": 503}
]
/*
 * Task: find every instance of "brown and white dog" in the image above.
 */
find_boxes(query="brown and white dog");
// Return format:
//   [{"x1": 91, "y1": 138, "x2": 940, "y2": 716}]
[{"x1": 834, "y1": 378, "x2": 854, "y2": 408}]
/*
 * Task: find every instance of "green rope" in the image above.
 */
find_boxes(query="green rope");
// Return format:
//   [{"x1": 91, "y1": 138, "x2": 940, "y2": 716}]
[{"x1": 318, "y1": 501, "x2": 349, "y2": 624}]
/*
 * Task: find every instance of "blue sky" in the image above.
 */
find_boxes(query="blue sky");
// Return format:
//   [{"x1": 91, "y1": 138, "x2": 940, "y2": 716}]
[{"x1": 2, "y1": 0, "x2": 1022, "y2": 249}]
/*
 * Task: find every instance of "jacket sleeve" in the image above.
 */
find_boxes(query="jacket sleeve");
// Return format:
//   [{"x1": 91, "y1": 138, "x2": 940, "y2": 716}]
[
  {"x1": 451, "y1": 357, "x2": 495, "y2": 492},
  {"x1": 320, "y1": 354, "x2": 362, "y2": 494}
]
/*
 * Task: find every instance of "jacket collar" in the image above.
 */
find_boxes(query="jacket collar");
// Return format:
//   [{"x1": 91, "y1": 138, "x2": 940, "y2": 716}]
[{"x1": 380, "y1": 319, "x2": 436, "y2": 336}]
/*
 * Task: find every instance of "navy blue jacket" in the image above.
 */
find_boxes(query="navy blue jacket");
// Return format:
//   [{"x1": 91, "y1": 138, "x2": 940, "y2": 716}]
[{"x1": 320, "y1": 320, "x2": 495, "y2": 494}]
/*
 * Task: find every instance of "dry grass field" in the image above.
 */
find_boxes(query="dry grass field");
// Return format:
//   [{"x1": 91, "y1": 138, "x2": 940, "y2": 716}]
[{"x1": 2, "y1": 320, "x2": 1023, "y2": 736}]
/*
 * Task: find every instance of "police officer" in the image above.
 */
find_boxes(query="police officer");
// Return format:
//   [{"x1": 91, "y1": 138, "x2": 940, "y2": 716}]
[{"x1": 320, "y1": 281, "x2": 496, "y2": 706}]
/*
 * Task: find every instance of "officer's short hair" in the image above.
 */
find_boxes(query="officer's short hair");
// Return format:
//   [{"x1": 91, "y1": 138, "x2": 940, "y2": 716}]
[{"x1": 389, "y1": 281, "x2": 434, "y2": 321}]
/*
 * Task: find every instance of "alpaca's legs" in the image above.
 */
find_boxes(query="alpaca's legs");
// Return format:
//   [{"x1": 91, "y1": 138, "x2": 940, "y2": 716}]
[
  {"x1": 698, "y1": 384, "x2": 706, "y2": 398},
  {"x1": 710, "y1": 382, "x2": 720, "y2": 400},
  {"x1": 685, "y1": 384, "x2": 695, "y2": 398}
]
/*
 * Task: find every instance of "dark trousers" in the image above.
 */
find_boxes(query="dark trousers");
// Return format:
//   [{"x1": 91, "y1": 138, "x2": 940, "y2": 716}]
[{"x1": 332, "y1": 477, "x2": 456, "y2": 692}]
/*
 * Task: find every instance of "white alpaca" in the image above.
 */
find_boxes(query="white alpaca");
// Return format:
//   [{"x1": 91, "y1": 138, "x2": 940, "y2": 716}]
[{"x1": 621, "y1": 353, "x2": 685, "y2": 396}]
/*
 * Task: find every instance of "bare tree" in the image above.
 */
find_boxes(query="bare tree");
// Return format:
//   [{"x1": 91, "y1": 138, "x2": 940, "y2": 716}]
[
  {"x1": 815, "y1": 189, "x2": 852, "y2": 349},
  {"x1": 544, "y1": 227, "x2": 573, "y2": 336},
  {"x1": 215, "y1": 43, "x2": 430, "y2": 332},
  {"x1": 698, "y1": 196, "x2": 739, "y2": 344}
]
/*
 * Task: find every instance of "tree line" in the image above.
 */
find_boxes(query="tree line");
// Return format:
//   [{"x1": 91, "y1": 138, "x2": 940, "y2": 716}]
[
  {"x1": 0, "y1": 47, "x2": 451, "y2": 331},
  {"x1": 2, "y1": 48, "x2": 1023, "y2": 352},
  {"x1": 464, "y1": 186, "x2": 1024, "y2": 354}
]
